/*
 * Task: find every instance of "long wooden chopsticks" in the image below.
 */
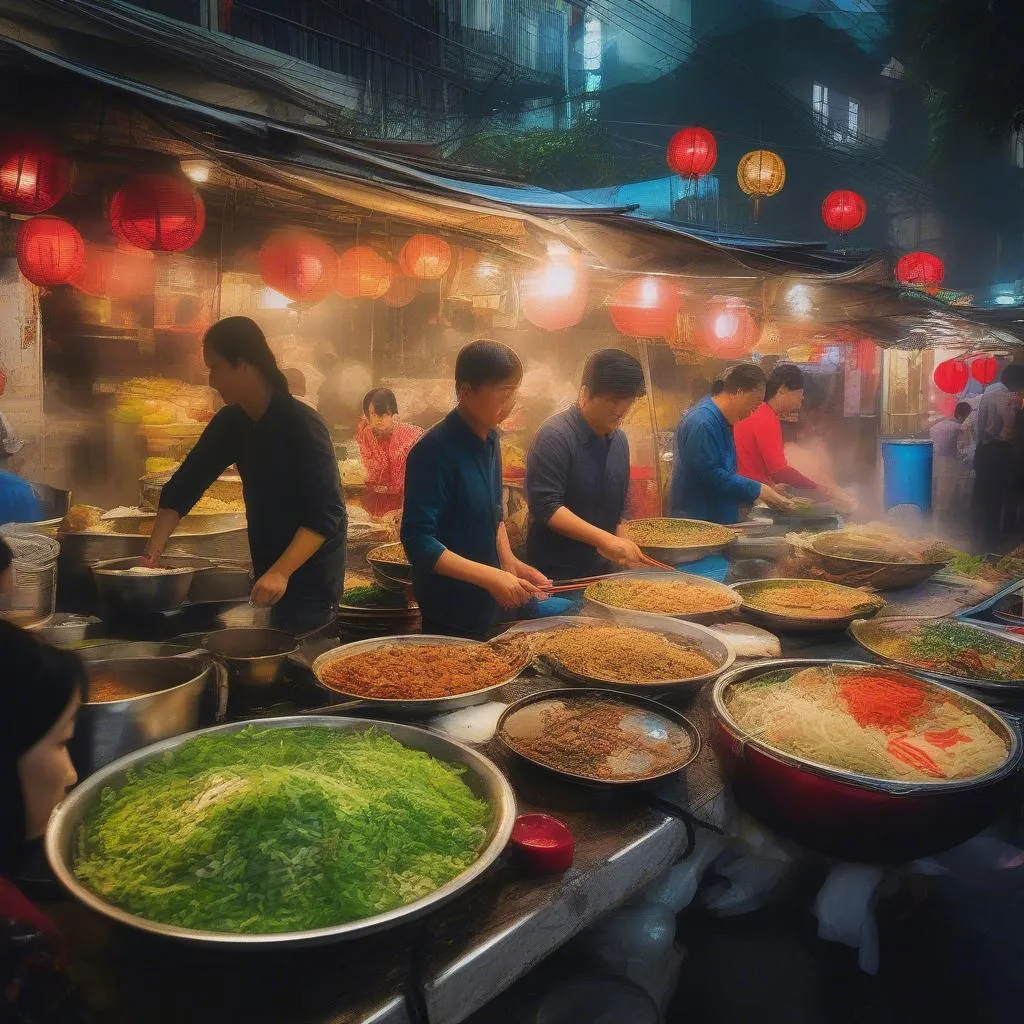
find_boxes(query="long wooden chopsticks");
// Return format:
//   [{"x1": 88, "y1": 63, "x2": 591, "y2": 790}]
[{"x1": 543, "y1": 561, "x2": 677, "y2": 595}]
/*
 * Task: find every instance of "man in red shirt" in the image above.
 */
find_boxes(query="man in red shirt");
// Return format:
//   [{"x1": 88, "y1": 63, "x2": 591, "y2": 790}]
[
  {"x1": 357, "y1": 387, "x2": 424, "y2": 518},
  {"x1": 734, "y1": 363, "x2": 852, "y2": 509}
]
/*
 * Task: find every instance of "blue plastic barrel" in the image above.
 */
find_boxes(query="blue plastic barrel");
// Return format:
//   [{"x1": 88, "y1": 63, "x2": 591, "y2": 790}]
[{"x1": 881, "y1": 439, "x2": 933, "y2": 512}]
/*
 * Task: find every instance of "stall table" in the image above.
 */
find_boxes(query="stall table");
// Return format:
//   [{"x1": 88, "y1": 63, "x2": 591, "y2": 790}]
[{"x1": 44, "y1": 671, "x2": 726, "y2": 1024}]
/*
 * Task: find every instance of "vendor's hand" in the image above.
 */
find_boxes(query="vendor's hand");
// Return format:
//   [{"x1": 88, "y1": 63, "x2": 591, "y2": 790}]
[
  {"x1": 250, "y1": 569, "x2": 290, "y2": 607},
  {"x1": 827, "y1": 487, "x2": 856, "y2": 514},
  {"x1": 486, "y1": 569, "x2": 544, "y2": 610},
  {"x1": 760, "y1": 485, "x2": 796, "y2": 513},
  {"x1": 597, "y1": 534, "x2": 659, "y2": 569},
  {"x1": 507, "y1": 558, "x2": 552, "y2": 591},
  {"x1": 140, "y1": 545, "x2": 164, "y2": 569}
]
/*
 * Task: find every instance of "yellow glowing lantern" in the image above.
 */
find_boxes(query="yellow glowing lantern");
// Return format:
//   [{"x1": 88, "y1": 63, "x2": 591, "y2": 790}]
[{"x1": 737, "y1": 150, "x2": 786, "y2": 220}]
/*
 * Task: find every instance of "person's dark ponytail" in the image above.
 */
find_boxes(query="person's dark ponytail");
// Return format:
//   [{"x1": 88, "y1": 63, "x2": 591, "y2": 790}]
[{"x1": 203, "y1": 317, "x2": 290, "y2": 394}]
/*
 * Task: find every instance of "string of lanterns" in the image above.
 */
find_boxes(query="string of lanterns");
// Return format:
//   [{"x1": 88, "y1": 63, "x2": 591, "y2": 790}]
[{"x1": 933, "y1": 355, "x2": 1001, "y2": 395}]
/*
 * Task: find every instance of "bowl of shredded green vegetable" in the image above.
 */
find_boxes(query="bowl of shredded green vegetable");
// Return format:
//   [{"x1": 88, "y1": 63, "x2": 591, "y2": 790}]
[{"x1": 46, "y1": 718, "x2": 515, "y2": 946}]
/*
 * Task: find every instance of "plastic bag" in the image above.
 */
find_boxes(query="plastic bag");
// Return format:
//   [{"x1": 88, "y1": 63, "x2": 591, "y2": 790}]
[
  {"x1": 813, "y1": 862, "x2": 886, "y2": 974},
  {"x1": 644, "y1": 831, "x2": 727, "y2": 913}
]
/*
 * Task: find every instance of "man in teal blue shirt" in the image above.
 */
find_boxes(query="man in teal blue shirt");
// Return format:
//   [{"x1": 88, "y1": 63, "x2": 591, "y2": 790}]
[
  {"x1": 670, "y1": 363, "x2": 792, "y2": 525},
  {"x1": 402, "y1": 340, "x2": 550, "y2": 638}
]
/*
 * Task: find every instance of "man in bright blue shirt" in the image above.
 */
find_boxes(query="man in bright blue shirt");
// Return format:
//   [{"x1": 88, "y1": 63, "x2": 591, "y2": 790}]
[
  {"x1": 0, "y1": 412, "x2": 41, "y2": 526},
  {"x1": 402, "y1": 340, "x2": 550, "y2": 638},
  {"x1": 670, "y1": 363, "x2": 793, "y2": 525}
]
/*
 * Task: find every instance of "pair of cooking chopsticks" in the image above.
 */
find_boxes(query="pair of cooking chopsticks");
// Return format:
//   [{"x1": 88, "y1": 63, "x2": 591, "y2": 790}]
[{"x1": 542, "y1": 561, "x2": 676, "y2": 595}]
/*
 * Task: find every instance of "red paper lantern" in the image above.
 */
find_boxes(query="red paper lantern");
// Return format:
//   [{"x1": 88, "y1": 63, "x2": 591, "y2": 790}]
[
  {"x1": 821, "y1": 190, "x2": 867, "y2": 234},
  {"x1": 705, "y1": 299, "x2": 757, "y2": 357},
  {"x1": 336, "y1": 246, "x2": 394, "y2": 299},
  {"x1": 0, "y1": 135, "x2": 69, "y2": 214},
  {"x1": 933, "y1": 358, "x2": 969, "y2": 395},
  {"x1": 110, "y1": 174, "x2": 205, "y2": 252},
  {"x1": 399, "y1": 233, "x2": 451, "y2": 279},
  {"x1": 896, "y1": 251, "x2": 944, "y2": 288},
  {"x1": 609, "y1": 276, "x2": 680, "y2": 339},
  {"x1": 383, "y1": 273, "x2": 419, "y2": 308},
  {"x1": 72, "y1": 244, "x2": 156, "y2": 299},
  {"x1": 521, "y1": 259, "x2": 588, "y2": 332},
  {"x1": 666, "y1": 127, "x2": 717, "y2": 179},
  {"x1": 16, "y1": 216, "x2": 84, "y2": 286},
  {"x1": 259, "y1": 230, "x2": 337, "y2": 303},
  {"x1": 970, "y1": 356, "x2": 999, "y2": 386}
]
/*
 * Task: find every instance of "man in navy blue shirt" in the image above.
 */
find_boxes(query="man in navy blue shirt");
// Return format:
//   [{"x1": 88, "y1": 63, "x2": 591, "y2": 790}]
[
  {"x1": 670, "y1": 363, "x2": 793, "y2": 524},
  {"x1": 402, "y1": 341, "x2": 550, "y2": 638},
  {"x1": 525, "y1": 349, "x2": 659, "y2": 581}
]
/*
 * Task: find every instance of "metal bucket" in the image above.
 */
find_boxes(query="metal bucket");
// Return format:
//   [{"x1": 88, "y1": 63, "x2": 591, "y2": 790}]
[
  {"x1": 0, "y1": 525, "x2": 59, "y2": 630},
  {"x1": 73, "y1": 656, "x2": 214, "y2": 778}
]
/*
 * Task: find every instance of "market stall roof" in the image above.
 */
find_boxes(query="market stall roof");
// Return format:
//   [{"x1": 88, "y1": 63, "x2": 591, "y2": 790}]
[{"x1": 1, "y1": 0, "x2": 1022, "y2": 348}]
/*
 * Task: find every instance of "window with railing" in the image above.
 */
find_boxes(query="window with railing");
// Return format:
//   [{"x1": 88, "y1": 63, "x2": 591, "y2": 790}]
[{"x1": 812, "y1": 81, "x2": 829, "y2": 122}]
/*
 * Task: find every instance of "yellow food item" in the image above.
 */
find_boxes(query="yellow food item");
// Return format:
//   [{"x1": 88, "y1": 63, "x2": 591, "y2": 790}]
[
  {"x1": 62, "y1": 505, "x2": 108, "y2": 534},
  {"x1": 588, "y1": 578, "x2": 735, "y2": 615}
]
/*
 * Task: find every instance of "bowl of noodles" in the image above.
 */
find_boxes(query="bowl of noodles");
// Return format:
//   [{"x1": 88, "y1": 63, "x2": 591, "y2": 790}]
[
  {"x1": 584, "y1": 571, "x2": 741, "y2": 624},
  {"x1": 620, "y1": 518, "x2": 736, "y2": 564},
  {"x1": 496, "y1": 613, "x2": 734, "y2": 695},
  {"x1": 809, "y1": 527, "x2": 954, "y2": 590},
  {"x1": 849, "y1": 617, "x2": 1024, "y2": 696},
  {"x1": 731, "y1": 579, "x2": 885, "y2": 632},
  {"x1": 712, "y1": 660, "x2": 1022, "y2": 860}
]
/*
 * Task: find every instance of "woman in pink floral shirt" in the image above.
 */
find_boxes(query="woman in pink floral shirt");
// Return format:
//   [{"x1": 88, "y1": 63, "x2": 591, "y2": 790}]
[{"x1": 357, "y1": 388, "x2": 424, "y2": 518}]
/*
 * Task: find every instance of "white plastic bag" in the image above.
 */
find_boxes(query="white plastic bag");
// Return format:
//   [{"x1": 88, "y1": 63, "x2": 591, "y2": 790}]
[{"x1": 813, "y1": 862, "x2": 886, "y2": 974}]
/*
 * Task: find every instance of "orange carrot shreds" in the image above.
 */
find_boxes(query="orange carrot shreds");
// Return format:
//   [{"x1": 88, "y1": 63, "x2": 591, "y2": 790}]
[
  {"x1": 838, "y1": 674, "x2": 931, "y2": 733},
  {"x1": 924, "y1": 727, "x2": 974, "y2": 749},
  {"x1": 887, "y1": 736, "x2": 946, "y2": 778}
]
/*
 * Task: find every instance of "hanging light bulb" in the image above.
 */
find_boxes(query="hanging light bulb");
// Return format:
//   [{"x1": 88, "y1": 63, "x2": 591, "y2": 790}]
[{"x1": 713, "y1": 311, "x2": 740, "y2": 339}]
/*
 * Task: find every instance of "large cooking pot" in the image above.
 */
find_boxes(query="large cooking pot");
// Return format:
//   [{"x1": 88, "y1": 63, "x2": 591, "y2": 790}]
[
  {"x1": 74, "y1": 656, "x2": 214, "y2": 778},
  {"x1": 0, "y1": 526, "x2": 59, "y2": 630},
  {"x1": 711, "y1": 659, "x2": 1023, "y2": 862}
]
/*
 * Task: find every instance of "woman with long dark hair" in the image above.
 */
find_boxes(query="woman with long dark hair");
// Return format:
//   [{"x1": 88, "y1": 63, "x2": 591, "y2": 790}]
[{"x1": 144, "y1": 317, "x2": 346, "y2": 633}]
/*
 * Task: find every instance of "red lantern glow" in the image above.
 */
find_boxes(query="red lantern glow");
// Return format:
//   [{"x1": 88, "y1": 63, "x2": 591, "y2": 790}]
[
  {"x1": 821, "y1": 190, "x2": 867, "y2": 234},
  {"x1": 383, "y1": 272, "x2": 419, "y2": 308},
  {"x1": 72, "y1": 244, "x2": 156, "y2": 300},
  {"x1": 609, "y1": 276, "x2": 680, "y2": 339},
  {"x1": 896, "y1": 251, "x2": 944, "y2": 288},
  {"x1": 16, "y1": 216, "x2": 84, "y2": 286},
  {"x1": 666, "y1": 127, "x2": 717, "y2": 179},
  {"x1": 521, "y1": 258, "x2": 588, "y2": 332},
  {"x1": 259, "y1": 230, "x2": 337, "y2": 303},
  {"x1": 970, "y1": 356, "x2": 999, "y2": 386},
  {"x1": 0, "y1": 135, "x2": 69, "y2": 214},
  {"x1": 705, "y1": 299, "x2": 758, "y2": 357},
  {"x1": 933, "y1": 358, "x2": 969, "y2": 395},
  {"x1": 399, "y1": 234, "x2": 451, "y2": 279},
  {"x1": 336, "y1": 246, "x2": 394, "y2": 299},
  {"x1": 110, "y1": 174, "x2": 205, "y2": 252}
]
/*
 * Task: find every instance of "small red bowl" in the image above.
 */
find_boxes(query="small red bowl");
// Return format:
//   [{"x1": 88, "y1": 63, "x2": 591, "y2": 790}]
[{"x1": 510, "y1": 813, "x2": 574, "y2": 874}]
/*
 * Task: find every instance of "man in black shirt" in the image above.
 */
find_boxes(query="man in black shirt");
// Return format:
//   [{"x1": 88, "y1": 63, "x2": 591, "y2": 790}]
[{"x1": 525, "y1": 349, "x2": 658, "y2": 582}]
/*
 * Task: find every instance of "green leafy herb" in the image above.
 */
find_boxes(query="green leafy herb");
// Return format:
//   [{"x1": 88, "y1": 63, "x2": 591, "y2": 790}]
[
  {"x1": 340, "y1": 585, "x2": 406, "y2": 608},
  {"x1": 74, "y1": 727, "x2": 490, "y2": 934}
]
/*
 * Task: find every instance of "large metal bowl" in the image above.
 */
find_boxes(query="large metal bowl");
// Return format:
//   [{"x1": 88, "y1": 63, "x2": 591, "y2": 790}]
[
  {"x1": 312, "y1": 634, "x2": 529, "y2": 715},
  {"x1": 200, "y1": 627, "x2": 298, "y2": 715},
  {"x1": 366, "y1": 542, "x2": 412, "y2": 590},
  {"x1": 732, "y1": 578, "x2": 885, "y2": 633},
  {"x1": 500, "y1": 612, "x2": 735, "y2": 695},
  {"x1": 74, "y1": 656, "x2": 213, "y2": 777},
  {"x1": 583, "y1": 570, "x2": 740, "y2": 625},
  {"x1": 712, "y1": 659, "x2": 1023, "y2": 861},
  {"x1": 46, "y1": 716, "x2": 516, "y2": 947},
  {"x1": 620, "y1": 518, "x2": 736, "y2": 564},
  {"x1": 810, "y1": 533, "x2": 950, "y2": 590},
  {"x1": 849, "y1": 616, "x2": 1024, "y2": 700},
  {"x1": 91, "y1": 556, "x2": 197, "y2": 613}
]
